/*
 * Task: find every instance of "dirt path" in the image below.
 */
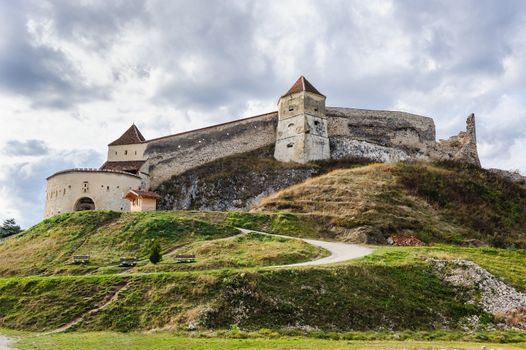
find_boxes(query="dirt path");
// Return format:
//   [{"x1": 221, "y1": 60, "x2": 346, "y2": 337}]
[
  {"x1": 237, "y1": 229, "x2": 373, "y2": 266},
  {"x1": 0, "y1": 335, "x2": 14, "y2": 350},
  {"x1": 46, "y1": 282, "x2": 130, "y2": 334}
]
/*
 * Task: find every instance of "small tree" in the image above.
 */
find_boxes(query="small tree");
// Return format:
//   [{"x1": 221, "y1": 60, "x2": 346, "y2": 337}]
[
  {"x1": 0, "y1": 218, "x2": 22, "y2": 238},
  {"x1": 149, "y1": 239, "x2": 162, "y2": 264}
]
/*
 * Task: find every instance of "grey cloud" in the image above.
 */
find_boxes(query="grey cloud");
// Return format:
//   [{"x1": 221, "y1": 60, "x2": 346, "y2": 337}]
[
  {"x1": 0, "y1": 1, "x2": 110, "y2": 109},
  {"x1": 4, "y1": 139, "x2": 49, "y2": 156}
]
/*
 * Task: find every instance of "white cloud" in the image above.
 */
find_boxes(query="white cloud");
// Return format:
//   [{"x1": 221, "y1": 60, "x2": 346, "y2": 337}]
[{"x1": 1, "y1": 0, "x2": 526, "y2": 227}]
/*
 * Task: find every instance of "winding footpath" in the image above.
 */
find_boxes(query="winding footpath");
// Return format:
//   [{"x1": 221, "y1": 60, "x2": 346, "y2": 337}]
[
  {"x1": 0, "y1": 335, "x2": 14, "y2": 350},
  {"x1": 237, "y1": 228, "x2": 374, "y2": 267}
]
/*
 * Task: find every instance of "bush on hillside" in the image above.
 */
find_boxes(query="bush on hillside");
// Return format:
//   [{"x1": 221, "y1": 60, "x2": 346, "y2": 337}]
[
  {"x1": 0, "y1": 218, "x2": 22, "y2": 238},
  {"x1": 149, "y1": 239, "x2": 162, "y2": 264}
]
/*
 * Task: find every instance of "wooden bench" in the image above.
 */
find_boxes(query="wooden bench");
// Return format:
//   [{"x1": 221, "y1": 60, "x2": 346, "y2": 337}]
[
  {"x1": 119, "y1": 257, "x2": 138, "y2": 267},
  {"x1": 175, "y1": 254, "x2": 196, "y2": 263},
  {"x1": 73, "y1": 255, "x2": 90, "y2": 264}
]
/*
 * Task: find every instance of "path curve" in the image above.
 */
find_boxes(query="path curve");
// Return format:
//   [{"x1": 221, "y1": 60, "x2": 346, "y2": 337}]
[
  {"x1": 0, "y1": 335, "x2": 14, "y2": 350},
  {"x1": 237, "y1": 229, "x2": 373, "y2": 267}
]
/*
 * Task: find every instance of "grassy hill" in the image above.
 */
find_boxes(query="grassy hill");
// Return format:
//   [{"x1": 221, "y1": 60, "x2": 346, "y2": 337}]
[
  {"x1": 1, "y1": 244, "x2": 525, "y2": 333},
  {"x1": 0, "y1": 211, "x2": 324, "y2": 276},
  {"x1": 255, "y1": 162, "x2": 526, "y2": 248},
  {"x1": 1, "y1": 160, "x2": 526, "y2": 339}
]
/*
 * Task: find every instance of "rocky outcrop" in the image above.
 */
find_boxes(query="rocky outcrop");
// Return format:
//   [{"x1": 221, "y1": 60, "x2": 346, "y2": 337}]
[
  {"x1": 155, "y1": 146, "x2": 322, "y2": 211},
  {"x1": 431, "y1": 259, "x2": 526, "y2": 330},
  {"x1": 488, "y1": 168, "x2": 526, "y2": 186},
  {"x1": 157, "y1": 167, "x2": 318, "y2": 211}
]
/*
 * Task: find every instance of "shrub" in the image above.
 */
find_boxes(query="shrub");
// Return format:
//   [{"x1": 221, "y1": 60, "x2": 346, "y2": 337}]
[{"x1": 149, "y1": 239, "x2": 162, "y2": 264}]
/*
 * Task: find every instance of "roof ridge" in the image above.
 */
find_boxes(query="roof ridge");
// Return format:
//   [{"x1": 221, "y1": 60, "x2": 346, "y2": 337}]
[
  {"x1": 282, "y1": 75, "x2": 324, "y2": 98},
  {"x1": 108, "y1": 124, "x2": 146, "y2": 146}
]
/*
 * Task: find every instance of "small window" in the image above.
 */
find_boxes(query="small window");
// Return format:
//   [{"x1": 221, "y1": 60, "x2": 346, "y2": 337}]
[
  {"x1": 115, "y1": 151, "x2": 117, "y2": 155},
  {"x1": 314, "y1": 108, "x2": 318, "y2": 112},
  {"x1": 107, "y1": 186, "x2": 110, "y2": 191},
  {"x1": 287, "y1": 143, "x2": 294, "y2": 148},
  {"x1": 120, "y1": 207, "x2": 123, "y2": 211},
  {"x1": 288, "y1": 123, "x2": 294, "y2": 128},
  {"x1": 314, "y1": 121, "x2": 320, "y2": 126},
  {"x1": 124, "y1": 150, "x2": 128, "y2": 155},
  {"x1": 135, "y1": 151, "x2": 137, "y2": 155},
  {"x1": 288, "y1": 106, "x2": 294, "y2": 111},
  {"x1": 117, "y1": 185, "x2": 120, "y2": 189}
]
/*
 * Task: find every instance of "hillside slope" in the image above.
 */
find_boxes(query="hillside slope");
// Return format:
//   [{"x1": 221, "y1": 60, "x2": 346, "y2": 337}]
[
  {"x1": 155, "y1": 145, "x2": 370, "y2": 212},
  {"x1": 255, "y1": 162, "x2": 526, "y2": 248},
  {"x1": 0, "y1": 211, "x2": 324, "y2": 276}
]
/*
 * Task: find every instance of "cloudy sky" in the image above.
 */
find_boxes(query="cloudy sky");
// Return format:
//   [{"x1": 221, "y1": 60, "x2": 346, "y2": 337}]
[{"x1": 1, "y1": 0, "x2": 525, "y2": 228}]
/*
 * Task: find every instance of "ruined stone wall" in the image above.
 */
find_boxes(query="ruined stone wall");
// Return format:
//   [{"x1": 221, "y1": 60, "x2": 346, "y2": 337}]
[
  {"x1": 145, "y1": 112, "x2": 278, "y2": 188},
  {"x1": 430, "y1": 114, "x2": 481, "y2": 166},
  {"x1": 325, "y1": 107, "x2": 480, "y2": 166}
]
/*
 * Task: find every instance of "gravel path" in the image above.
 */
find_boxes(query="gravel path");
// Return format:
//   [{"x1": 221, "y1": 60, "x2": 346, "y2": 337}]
[
  {"x1": 238, "y1": 228, "x2": 373, "y2": 266},
  {"x1": 0, "y1": 335, "x2": 14, "y2": 350}
]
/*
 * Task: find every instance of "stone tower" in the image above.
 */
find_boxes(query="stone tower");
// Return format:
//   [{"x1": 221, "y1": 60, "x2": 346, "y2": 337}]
[{"x1": 274, "y1": 76, "x2": 330, "y2": 163}]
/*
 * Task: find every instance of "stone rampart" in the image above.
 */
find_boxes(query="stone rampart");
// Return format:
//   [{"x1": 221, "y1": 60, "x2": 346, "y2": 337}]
[
  {"x1": 146, "y1": 107, "x2": 480, "y2": 189},
  {"x1": 146, "y1": 112, "x2": 278, "y2": 188}
]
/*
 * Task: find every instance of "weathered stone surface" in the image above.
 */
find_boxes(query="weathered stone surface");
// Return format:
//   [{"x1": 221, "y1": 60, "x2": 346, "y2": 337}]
[
  {"x1": 488, "y1": 168, "x2": 526, "y2": 186},
  {"x1": 274, "y1": 91, "x2": 330, "y2": 163},
  {"x1": 156, "y1": 147, "x2": 319, "y2": 211},
  {"x1": 145, "y1": 112, "x2": 278, "y2": 188},
  {"x1": 432, "y1": 113, "x2": 481, "y2": 166},
  {"x1": 330, "y1": 138, "x2": 421, "y2": 163},
  {"x1": 431, "y1": 258, "x2": 526, "y2": 329}
]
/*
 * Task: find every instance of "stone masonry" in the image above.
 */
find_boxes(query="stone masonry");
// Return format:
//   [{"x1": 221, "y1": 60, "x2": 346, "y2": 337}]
[{"x1": 44, "y1": 75, "x2": 482, "y2": 217}]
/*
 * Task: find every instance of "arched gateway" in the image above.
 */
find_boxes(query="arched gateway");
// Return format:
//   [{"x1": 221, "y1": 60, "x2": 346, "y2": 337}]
[{"x1": 74, "y1": 197, "x2": 95, "y2": 211}]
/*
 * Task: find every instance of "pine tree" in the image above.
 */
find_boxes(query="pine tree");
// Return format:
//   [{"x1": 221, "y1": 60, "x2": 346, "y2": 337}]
[
  {"x1": 149, "y1": 239, "x2": 162, "y2": 264},
  {"x1": 0, "y1": 218, "x2": 22, "y2": 238}
]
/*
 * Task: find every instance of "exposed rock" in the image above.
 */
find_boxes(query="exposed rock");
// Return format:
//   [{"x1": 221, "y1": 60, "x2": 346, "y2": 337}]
[
  {"x1": 488, "y1": 168, "x2": 526, "y2": 186},
  {"x1": 430, "y1": 259, "x2": 526, "y2": 329}
]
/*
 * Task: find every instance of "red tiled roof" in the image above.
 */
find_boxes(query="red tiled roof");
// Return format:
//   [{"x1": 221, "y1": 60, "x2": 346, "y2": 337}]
[
  {"x1": 282, "y1": 75, "x2": 324, "y2": 97},
  {"x1": 108, "y1": 124, "x2": 146, "y2": 146},
  {"x1": 100, "y1": 160, "x2": 146, "y2": 173},
  {"x1": 125, "y1": 189, "x2": 160, "y2": 200}
]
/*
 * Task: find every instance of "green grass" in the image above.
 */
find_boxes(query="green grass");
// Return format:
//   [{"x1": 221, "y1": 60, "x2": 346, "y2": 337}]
[
  {"x1": 0, "y1": 259, "x2": 487, "y2": 332},
  {"x1": 0, "y1": 211, "x2": 239, "y2": 276},
  {"x1": 355, "y1": 245, "x2": 526, "y2": 291},
  {"x1": 175, "y1": 210, "x2": 333, "y2": 240},
  {"x1": 8, "y1": 331, "x2": 526, "y2": 350},
  {"x1": 132, "y1": 233, "x2": 328, "y2": 272}
]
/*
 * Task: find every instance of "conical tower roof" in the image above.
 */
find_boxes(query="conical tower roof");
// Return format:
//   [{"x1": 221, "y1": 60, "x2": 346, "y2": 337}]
[
  {"x1": 108, "y1": 124, "x2": 146, "y2": 146},
  {"x1": 282, "y1": 75, "x2": 325, "y2": 98}
]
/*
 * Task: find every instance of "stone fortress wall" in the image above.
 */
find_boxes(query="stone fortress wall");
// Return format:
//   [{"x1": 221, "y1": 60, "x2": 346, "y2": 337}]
[
  {"x1": 144, "y1": 106, "x2": 479, "y2": 189},
  {"x1": 44, "y1": 76, "x2": 481, "y2": 218},
  {"x1": 145, "y1": 112, "x2": 279, "y2": 188}
]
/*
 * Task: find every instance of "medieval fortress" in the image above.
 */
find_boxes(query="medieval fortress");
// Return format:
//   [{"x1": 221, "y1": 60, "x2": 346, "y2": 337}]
[{"x1": 44, "y1": 76, "x2": 480, "y2": 218}]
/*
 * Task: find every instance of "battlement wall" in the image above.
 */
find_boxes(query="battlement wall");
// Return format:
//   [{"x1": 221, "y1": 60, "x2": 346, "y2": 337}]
[
  {"x1": 146, "y1": 112, "x2": 279, "y2": 188},
  {"x1": 146, "y1": 106, "x2": 481, "y2": 189}
]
